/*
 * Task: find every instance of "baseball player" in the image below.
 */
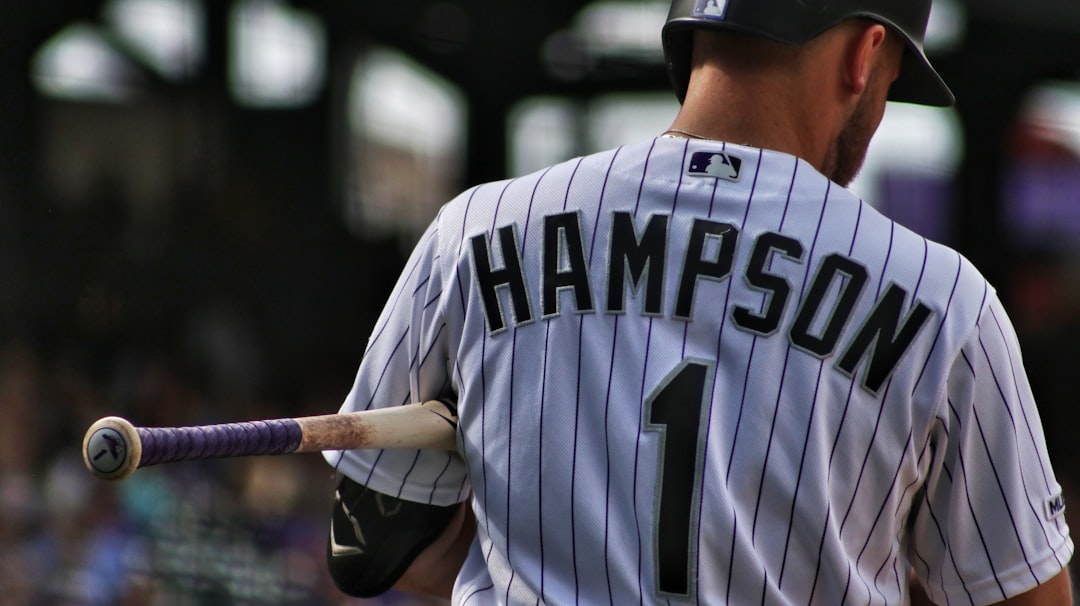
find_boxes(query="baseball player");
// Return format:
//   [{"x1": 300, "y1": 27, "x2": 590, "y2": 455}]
[{"x1": 324, "y1": 0, "x2": 1074, "y2": 604}]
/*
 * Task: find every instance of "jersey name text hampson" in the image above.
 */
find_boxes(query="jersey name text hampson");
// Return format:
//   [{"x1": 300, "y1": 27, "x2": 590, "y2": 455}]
[{"x1": 470, "y1": 209, "x2": 932, "y2": 395}]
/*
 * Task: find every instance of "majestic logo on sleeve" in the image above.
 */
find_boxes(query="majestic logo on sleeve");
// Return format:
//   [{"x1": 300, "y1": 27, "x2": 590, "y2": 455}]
[
  {"x1": 469, "y1": 211, "x2": 934, "y2": 395},
  {"x1": 687, "y1": 151, "x2": 742, "y2": 182},
  {"x1": 1046, "y1": 493, "x2": 1066, "y2": 521}
]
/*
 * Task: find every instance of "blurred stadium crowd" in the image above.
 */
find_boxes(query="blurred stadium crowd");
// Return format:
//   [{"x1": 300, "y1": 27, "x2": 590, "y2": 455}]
[
  {"x1": 0, "y1": 172, "x2": 437, "y2": 604},
  {"x1": 0, "y1": 336, "x2": 461, "y2": 605}
]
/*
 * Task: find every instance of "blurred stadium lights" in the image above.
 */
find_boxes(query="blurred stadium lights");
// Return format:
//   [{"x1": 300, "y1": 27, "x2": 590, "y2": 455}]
[
  {"x1": 508, "y1": 97, "x2": 577, "y2": 177},
  {"x1": 345, "y1": 48, "x2": 466, "y2": 237},
  {"x1": 229, "y1": 0, "x2": 326, "y2": 108},
  {"x1": 509, "y1": 91, "x2": 679, "y2": 177},
  {"x1": 32, "y1": 0, "x2": 329, "y2": 109},
  {"x1": 1019, "y1": 81, "x2": 1080, "y2": 158},
  {"x1": 348, "y1": 48, "x2": 464, "y2": 152},
  {"x1": 587, "y1": 92, "x2": 678, "y2": 149},
  {"x1": 31, "y1": 23, "x2": 145, "y2": 102},
  {"x1": 926, "y1": 0, "x2": 966, "y2": 53},
  {"x1": 574, "y1": 0, "x2": 668, "y2": 59},
  {"x1": 542, "y1": 0, "x2": 667, "y2": 81},
  {"x1": 103, "y1": 0, "x2": 205, "y2": 81}
]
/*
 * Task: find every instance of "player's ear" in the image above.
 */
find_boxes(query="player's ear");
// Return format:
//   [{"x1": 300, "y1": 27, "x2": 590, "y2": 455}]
[{"x1": 840, "y1": 22, "x2": 889, "y2": 97}]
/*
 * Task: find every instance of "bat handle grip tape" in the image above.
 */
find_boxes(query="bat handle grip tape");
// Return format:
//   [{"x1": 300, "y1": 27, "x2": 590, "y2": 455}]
[
  {"x1": 140, "y1": 419, "x2": 303, "y2": 464},
  {"x1": 83, "y1": 416, "x2": 303, "y2": 481}
]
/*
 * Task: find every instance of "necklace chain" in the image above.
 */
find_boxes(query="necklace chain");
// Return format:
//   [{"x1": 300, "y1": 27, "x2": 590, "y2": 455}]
[{"x1": 662, "y1": 128, "x2": 711, "y2": 140}]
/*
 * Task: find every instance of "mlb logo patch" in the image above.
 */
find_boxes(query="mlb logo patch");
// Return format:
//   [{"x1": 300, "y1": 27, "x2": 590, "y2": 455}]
[
  {"x1": 693, "y1": 0, "x2": 729, "y2": 19},
  {"x1": 687, "y1": 150, "x2": 742, "y2": 182}
]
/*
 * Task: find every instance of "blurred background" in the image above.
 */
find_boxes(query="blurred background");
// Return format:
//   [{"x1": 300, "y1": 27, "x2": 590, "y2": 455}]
[{"x1": 1, "y1": 0, "x2": 1079, "y2": 604}]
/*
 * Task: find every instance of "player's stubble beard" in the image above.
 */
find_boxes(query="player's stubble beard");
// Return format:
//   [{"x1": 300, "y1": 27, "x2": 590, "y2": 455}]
[{"x1": 829, "y1": 68, "x2": 889, "y2": 188}]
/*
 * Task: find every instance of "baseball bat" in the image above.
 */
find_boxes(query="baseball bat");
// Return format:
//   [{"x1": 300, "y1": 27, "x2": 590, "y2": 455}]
[{"x1": 82, "y1": 399, "x2": 458, "y2": 481}]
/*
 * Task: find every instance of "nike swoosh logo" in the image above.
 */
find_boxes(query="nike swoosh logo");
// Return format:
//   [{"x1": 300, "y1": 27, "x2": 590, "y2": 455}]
[
  {"x1": 330, "y1": 489, "x2": 368, "y2": 557},
  {"x1": 329, "y1": 522, "x2": 364, "y2": 557}
]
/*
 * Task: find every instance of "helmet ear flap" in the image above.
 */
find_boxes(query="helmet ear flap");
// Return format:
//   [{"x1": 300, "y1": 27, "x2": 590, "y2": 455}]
[{"x1": 661, "y1": 26, "x2": 694, "y2": 104}]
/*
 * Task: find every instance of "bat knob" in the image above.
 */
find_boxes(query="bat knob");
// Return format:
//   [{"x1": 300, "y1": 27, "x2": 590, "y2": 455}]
[{"x1": 82, "y1": 416, "x2": 142, "y2": 481}]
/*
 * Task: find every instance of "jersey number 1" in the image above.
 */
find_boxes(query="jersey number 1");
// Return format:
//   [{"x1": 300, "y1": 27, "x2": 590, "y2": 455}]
[{"x1": 645, "y1": 360, "x2": 711, "y2": 599}]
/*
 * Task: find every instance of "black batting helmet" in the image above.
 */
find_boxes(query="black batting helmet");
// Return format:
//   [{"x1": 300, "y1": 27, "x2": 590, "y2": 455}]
[{"x1": 662, "y1": 0, "x2": 955, "y2": 107}]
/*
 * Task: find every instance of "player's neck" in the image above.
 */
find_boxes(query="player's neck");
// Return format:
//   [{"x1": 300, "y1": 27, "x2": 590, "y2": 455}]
[
  {"x1": 671, "y1": 77, "x2": 838, "y2": 173},
  {"x1": 670, "y1": 46, "x2": 848, "y2": 176}
]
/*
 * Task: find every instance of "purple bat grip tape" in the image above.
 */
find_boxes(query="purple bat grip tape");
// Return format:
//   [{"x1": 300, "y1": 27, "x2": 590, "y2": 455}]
[{"x1": 137, "y1": 418, "x2": 304, "y2": 467}]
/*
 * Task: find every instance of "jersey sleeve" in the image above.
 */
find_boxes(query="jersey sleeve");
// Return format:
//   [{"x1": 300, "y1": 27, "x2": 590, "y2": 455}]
[
  {"x1": 909, "y1": 291, "x2": 1073, "y2": 605},
  {"x1": 323, "y1": 213, "x2": 469, "y2": 507}
]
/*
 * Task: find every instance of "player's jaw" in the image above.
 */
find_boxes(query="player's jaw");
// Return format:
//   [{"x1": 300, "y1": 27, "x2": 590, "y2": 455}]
[
  {"x1": 829, "y1": 80, "x2": 882, "y2": 187},
  {"x1": 827, "y1": 34, "x2": 903, "y2": 187}
]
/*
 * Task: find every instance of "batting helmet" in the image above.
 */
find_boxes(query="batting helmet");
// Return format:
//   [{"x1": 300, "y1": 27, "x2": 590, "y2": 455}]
[{"x1": 662, "y1": 0, "x2": 955, "y2": 107}]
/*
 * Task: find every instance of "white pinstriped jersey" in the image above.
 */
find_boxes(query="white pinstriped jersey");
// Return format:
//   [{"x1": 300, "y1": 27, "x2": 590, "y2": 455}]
[{"x1": 326, "y1": 137, "x2": 1072, "y2": 605}]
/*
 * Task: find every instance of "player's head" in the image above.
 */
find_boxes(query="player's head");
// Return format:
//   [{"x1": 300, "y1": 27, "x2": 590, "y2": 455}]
[{"x1": 662, "y1": 0, "x2": 954, "y2": 108}]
